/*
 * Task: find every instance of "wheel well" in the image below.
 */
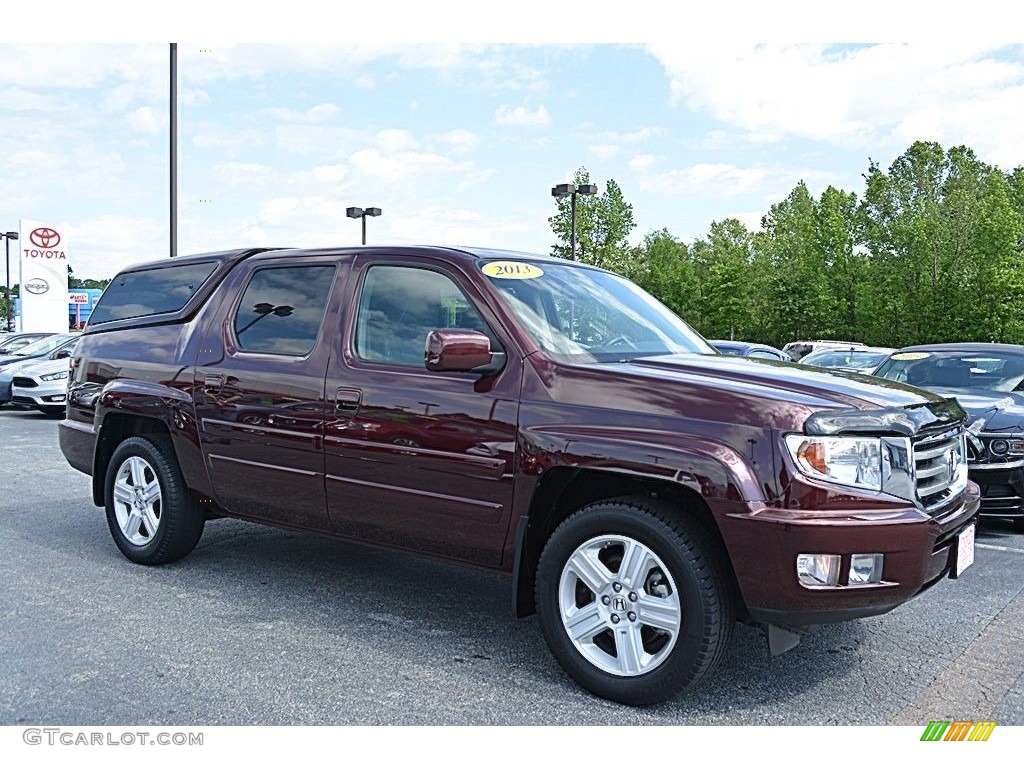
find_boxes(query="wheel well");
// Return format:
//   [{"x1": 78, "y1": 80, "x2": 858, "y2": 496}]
[
  {"x1": 514, "y1": 467, "x2": 745, "y2": 620},
  {"x1": 92, "y1": 414, "x2": 171, "y2": 506}
]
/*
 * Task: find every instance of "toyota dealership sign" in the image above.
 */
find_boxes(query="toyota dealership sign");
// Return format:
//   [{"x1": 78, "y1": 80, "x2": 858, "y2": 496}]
[{"x1": 19, "y1": 219, "x2": 69, "y2": 332}]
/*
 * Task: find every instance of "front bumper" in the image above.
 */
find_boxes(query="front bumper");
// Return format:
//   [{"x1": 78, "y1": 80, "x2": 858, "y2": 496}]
[
  {"x1": 969, "y1": 461, "x2": 1024, "y2": 521},
  {"x1": 12, "y1": 380, "x2": 68, "y2": 409},
  {"x1": 715, "y1": 483, "x2": 981, "y2": 628}
]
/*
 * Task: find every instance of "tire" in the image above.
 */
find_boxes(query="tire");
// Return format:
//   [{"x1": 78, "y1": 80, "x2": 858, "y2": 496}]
[
  {"x1": 104, "y1": 435, "x2": 204, "y2": 565},
  {"x1": 535, "y1": 497, "x2": 735, "y2": 706}
]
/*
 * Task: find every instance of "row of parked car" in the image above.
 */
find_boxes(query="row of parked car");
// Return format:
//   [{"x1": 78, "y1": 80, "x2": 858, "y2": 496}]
[
  {"x1": 713, "y1": 337, "x2": 1024, "y2": 534},
  {"x1": 0, "y1": 331, "x2": 80, "y2": 415}
]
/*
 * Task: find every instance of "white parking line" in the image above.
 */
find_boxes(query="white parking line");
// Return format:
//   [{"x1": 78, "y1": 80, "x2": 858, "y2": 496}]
[{"x1": 977, "y1": 542, "x2": 1024, "y2": 555}]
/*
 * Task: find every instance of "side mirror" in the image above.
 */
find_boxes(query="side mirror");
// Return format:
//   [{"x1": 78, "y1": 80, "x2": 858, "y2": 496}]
[
  {"x1": 53, "y1": 350, "x2": 71, "y2": 359},
  {"x1": 425, "y1": 329, "x2": 502, "y2": 374}
]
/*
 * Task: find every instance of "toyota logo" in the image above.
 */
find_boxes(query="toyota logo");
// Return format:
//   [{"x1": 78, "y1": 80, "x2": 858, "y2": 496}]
[
  {"x1": 24, "y1": 278, "x2": 50, "y2": 295},
  {"x1": 30, "y1": 227, "x2": 61, "y2": 248}
]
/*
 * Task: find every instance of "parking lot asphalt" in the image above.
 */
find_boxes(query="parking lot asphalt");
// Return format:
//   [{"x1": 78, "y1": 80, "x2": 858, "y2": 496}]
[{"x1": 1, "y1": 406, "x2": 1023, "y2": 726}]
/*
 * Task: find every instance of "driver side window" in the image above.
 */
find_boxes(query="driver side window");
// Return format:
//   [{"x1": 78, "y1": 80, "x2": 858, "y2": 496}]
[{"x1": 354, "y1": 265, "x2": 498, "y2": 367}]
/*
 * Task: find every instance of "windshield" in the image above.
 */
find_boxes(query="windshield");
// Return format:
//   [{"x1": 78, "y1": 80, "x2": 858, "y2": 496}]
[
  {"x1": 874, "y1": 350, "x2": 1024, "y2": 392},
  {"x1": 480, "y1": 259, "x2": 713, "y2": 363},
  {"x1": 12, "y1": 334, "x2": 76, "y2": 357},
  {"x1": 802, "y1": 349, "x2": 888, "y2": 369}
]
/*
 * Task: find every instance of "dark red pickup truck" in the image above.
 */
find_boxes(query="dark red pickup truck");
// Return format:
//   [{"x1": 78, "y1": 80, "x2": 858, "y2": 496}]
[{"x1": 60, "y1": 245, "x2": 979, "y2": 705}]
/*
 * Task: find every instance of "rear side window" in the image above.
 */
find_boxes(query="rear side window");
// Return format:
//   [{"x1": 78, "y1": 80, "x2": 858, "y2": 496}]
[
  {"x1": 89, "y1": 262, "x2": 218, "y2": 324},
  {"x1": 233, "y1": 265, "x2": 336, "y2": 356}
]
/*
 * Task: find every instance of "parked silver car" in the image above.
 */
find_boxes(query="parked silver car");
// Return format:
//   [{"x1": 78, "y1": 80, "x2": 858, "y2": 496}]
[{"x1": 7, "y1": 337, "x2": 79, "y2": 415}]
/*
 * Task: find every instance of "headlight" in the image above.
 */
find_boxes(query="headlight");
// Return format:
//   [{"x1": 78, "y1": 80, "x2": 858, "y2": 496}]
[
  {"x1": 989, "y1": 437, "x2": 1024, "y2": 457},
  {"x1": 40, "y1": 371, "x2": 68, "y2": 382},
  {"x1": 785, "y1": 434, "x2": 884, "y2": 492}
]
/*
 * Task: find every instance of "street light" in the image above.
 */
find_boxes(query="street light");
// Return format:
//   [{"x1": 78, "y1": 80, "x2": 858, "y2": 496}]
[
  {"x1": 551, "y1": 182, "x2": 598, "y2": 262},
  {"x1": 1, "y1": 231, "x2": 17, "y2": 331},
  {"x1": 346, "y1": 206, "x2": 382, "y2": 245}
]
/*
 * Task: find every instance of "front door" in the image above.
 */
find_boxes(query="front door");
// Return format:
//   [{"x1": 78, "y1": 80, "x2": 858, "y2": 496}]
[{"x1": 324, "y1": 259, "x2": 520, "y2": 566}]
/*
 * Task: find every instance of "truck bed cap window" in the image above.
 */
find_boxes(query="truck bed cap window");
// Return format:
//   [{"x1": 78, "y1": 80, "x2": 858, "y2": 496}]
[{"x1": 89, "y1": 262, "x2": 218, "y2": 324}]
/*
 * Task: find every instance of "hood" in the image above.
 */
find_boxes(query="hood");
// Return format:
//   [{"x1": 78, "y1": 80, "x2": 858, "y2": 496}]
[
  {"x1": 13, "y1": 357, "x2": 71, "y2": 378},
  {"x1": 545, "y1": 354, "x2": 959, "y2": 434},
  {"x1": 928, "y1": 388, "x2": 1024, "y2": 433}
]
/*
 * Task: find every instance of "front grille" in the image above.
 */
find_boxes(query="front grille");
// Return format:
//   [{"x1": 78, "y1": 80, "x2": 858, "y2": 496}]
[
  {"x1": 913, "y1": 427, "x2": 964, "y2": 511},
  {"x1": 12, "y1": 377, "x2": 36, "y2": 388}
]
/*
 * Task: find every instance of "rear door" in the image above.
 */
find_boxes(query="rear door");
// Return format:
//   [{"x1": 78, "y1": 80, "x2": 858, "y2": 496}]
[{"x1": 192, "y1": 255, "x2": 344, "y2": 531}]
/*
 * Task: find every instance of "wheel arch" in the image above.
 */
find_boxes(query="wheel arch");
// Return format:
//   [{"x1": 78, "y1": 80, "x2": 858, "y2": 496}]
[
  {"x1": 92, "y1": 413, "x2": 173, "y2": 506},
  {"x1": 512, "y1": 466, "x2": 745, "y2": 620}
]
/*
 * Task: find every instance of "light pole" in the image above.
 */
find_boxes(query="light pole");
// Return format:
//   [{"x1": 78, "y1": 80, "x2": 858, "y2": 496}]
[
  {"x1": 346, "y1": 207, "x2": 382, "y2": 245},
  {"x1": 1, "y1": 231, "x2": 17, "y2": 331},
  {"x1": 551, "y1": 182, "x2": 598, "y2": 261}
]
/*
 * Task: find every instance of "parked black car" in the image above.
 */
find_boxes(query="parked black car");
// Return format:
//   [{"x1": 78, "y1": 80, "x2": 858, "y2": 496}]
[
  {"x1": 709, "y1": 340, "x2": 792, "y2": 361},
  {"x1": 873, "y1": 343, "x2": 1024, "y2": 532}
]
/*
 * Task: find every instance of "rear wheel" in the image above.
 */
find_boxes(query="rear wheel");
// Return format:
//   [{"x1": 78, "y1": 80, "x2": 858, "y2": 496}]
[
  {"x1": 104, "y1": 435, "x2": 204, "y2": 564},
  {"x1": 535, "y1": 497, "x2": 735, "y2": 706}
]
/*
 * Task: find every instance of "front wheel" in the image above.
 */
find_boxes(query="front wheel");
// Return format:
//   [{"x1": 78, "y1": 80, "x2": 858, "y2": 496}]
[
  {"x1": 535, "y1": 497, "x2": 735, "y2": 706},
  {"x1": 104, "y1": 435, "x2": 204, "y2": 565}
]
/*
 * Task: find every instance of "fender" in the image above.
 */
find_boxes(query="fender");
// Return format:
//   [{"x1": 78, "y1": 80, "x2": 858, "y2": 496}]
[
  {"x1": 518, "y1": 424, "x2": 773, "y2": 503},
  {"x1": 91, "y1": 379, "x2": 208, "y2": 505},
  {"x1": 508, "y1": 424, "x2": 775, "y2": 617}
]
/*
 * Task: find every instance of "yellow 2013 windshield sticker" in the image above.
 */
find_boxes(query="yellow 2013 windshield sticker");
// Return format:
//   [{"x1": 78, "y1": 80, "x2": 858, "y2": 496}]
[{"x1": 481, "y1": 261, "x2": 544, "y2": 279}]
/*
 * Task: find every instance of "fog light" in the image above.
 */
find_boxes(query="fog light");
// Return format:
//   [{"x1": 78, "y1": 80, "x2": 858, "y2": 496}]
[
  {"x1": 797, "y1": 554, "x2": 840, "y2": 587},
  {"x1": 849, "y1": 553, "x2": 884, "y2": 584}
]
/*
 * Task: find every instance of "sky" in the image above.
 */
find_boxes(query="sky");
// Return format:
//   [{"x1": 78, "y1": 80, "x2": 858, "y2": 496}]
[{"x1": 2, "y1": 4, "x2": 1024, "y2": 280}]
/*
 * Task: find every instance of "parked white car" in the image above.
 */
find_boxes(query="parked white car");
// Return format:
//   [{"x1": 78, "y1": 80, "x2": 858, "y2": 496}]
[{"x1": 10, "y1": 354, "x2": 73, "y2": 415}]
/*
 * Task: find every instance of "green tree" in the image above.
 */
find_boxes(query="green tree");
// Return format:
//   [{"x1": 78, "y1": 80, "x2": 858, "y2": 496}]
[
  {"x1": 549, "y1": 167, "x2": 636, "y2": 273},
  {"x1": 629, "y1": 229, "x2": 699, "y2": 322},
  {"x1": 690, "y1": 219, "x2": 754, "y2": 340},
  {"x1": 752, "y1": 182, "x2": 835, "y2": 345},
  {"x1": 859, "y1": 141, "x2": 1020, "y2": 345}
]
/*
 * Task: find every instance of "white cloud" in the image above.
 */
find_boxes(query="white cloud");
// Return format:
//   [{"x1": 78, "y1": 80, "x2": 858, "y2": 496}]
[
  {"x1": 265, "y1": 103, "x2": 341, "y2": 123},
  {"x1": 349, "y1": 147, "x2": 459, "y2": 183},
  {"x1": 438, "y1": 129, "x2": 479, "y2": 154},
  {"x1": 388, "y1": 206, "x2": 533, "y2": 246},
  {"x1": 6, "y1": 150, "x2": 68, "y2": 174},
  {"x1": 0, "y1": 87, "x2": 58, "y2": 111},
  {"x1": 211, "y1": 162, "x2": 272, "y2": 185},
  {"x1": 355, "y1": 75, "x2": 375, "y2": 89},
  {"x1": 589, "y1": 144, "x2": 618, "y2": 160},
  {"x1": 629, "y1": 154, "x2": 656, "y2": 171},
  {"x1": 494, "y1": 104, "x2": 550, "y2": 127},
  {"x1": 311, "y1": 164, "x2": 348, "y2": 184},
  {"x1": 637, "y1": 162, "x2": 833, "y2": 199},
  {"x1": 646, "y1": 43, "x2": 1024, "y2": 158},
  {"x1": 376, "y1": 128, "x2": 418, "y2": 152},
  {"x1": 457, "y1": 168, "x2": 498, "y2": 190},
  {"x1": 66, "y1": 215, "x2": 168, "y2": 279},
  {"x1": 129, "y1": 107, "x2": 162, "y2": 134}
]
